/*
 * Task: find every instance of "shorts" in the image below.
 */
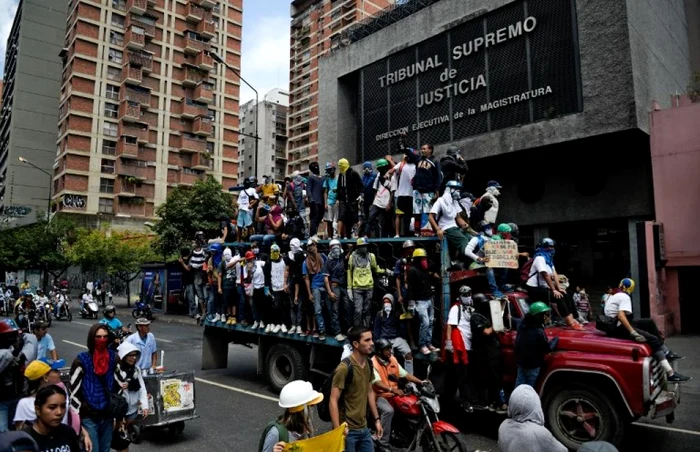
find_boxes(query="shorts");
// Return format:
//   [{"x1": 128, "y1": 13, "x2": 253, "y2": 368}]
[
  {"x1": 324, "y1": 203, "x2": 338, "y2": 222},
  {"x1": 395, "y1": 196, "x2": 413, "y2": 215},
  {"x1": 389, "y1": 337, "x2": 411, "y2": 356},
  {"x1": 338, "y1": 200, "x2": 358, "y2": 225},
  {"x1": 237, "y1": 210, "x2": 253, "y2": 228},
  {"x1": 413, "y1": 191, "x2": 435, "y2": 214}
]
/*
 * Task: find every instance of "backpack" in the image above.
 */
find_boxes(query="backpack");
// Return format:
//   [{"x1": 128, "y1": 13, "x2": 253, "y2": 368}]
[
  {"x1": 317, "y1": 357, "x2": 353, "y2": 422},
  {"x1": 258, "y1": 421, "x2": 288, "y2": 452},
  {"x1": 520, "y1": 257, "x2": 535, "y2": 283}
]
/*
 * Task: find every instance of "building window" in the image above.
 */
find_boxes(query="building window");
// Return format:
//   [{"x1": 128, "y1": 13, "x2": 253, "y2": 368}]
[
  {"x1": 101, "y1": 159, "x2": 115, "y2": 174},
  {"x1": 103, "y1": 140, "x2": 117, "y2": 155},
  {"x1": 109, "y1": 31, "x2": 123, "y2": 46},
  {"x1": 107, "y1": 67, "x2": 121, "y2": 81},
  {"x1": 104, "y1": 103, "x2": 118, "y2": 118},
  {"x1": 105, "y1": 84, "x2": 120, "y2": 100},
  {"x1": 98, "y1": 198, "x2": 114, "y2": 213},
  {"x1": 100, "y1": 178, "x2": 114, "y2": 193},
  {"x1": 108, "y1": 49, "x2": 123, "y2": 64},
  {"x1": 111, "y1": 13, "x2": 125, "y2": 29},
  {"x1": 207, "y1": 142, "x2": 214, "y2": 154},
  {"x1": 103, "y1": 122, "x2": 118, "y2": 137}
]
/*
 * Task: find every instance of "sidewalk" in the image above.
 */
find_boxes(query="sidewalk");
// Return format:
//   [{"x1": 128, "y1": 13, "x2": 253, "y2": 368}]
[{"x1": 109, "y1": 296, "x2": 203, "y2": 327}]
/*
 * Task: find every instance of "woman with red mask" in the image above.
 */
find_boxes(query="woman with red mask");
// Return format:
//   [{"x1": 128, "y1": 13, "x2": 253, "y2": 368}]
[
  {"x1": 68, "y1": 324, "x2": 119, "y2": 452},
  {"x1": 407, "y1": 248, "x2": 440, "y2": 355}
]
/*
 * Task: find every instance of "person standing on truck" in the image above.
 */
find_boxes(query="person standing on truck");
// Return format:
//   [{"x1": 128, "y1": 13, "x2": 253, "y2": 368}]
[
  {"x1": 407, "y1": 248, "x2": 439, "y2": 355},
  {"x1": 303, "y1": 237, "x2": 332, "y2": 340},
  {"x1": 336, "y1": 158, "x2": 363, "y2": 239},
  {"x1": 287, "y1": 238, "x2": 306, "y2": 335},
  {"x1": 323, "y1": 162, "x2": 339, "y2": 239},
  {"x1": 408, "y1": 142, "x2": 441, "y2": 235},
  {"x1": 439, "y1": 146, "x2": 469, "y2": 194},
  {"x1": 604, "y1": 278, "x2": 689, "y2": 382},
  {"x1": 386, "y1": 153, "x2": 416, "y2": 237},
  {"x1": 323, "y1": 239, "x2": 350, "y2": 339},
  {"x1": 524, "y1": 238, "x2": 582, "y2": 330},
  {"x1": 264, "y1": 244, "x2": 290, "y2": 334},
  {"x1": 464, "y1": 220, "x2": 504, "y2": 298},
  {"x1": 429, "y1": 180, "x2": 471, "y2": 262},
  {"x1": 306, "y1": 161, "x2": 325, "y2": 239},
  {"x1": 373, "y1": 294, "x2": 414, "y2": 374},
  {"x1": 218, "y1": 247, "x2": 241, "y2": 325},
  {"x1": 237, "y1": 176, "x2": 259, "y2": 240},
  {"x1": 330, "y1": 326, "x2": 382, "y2": 452},
  {"x1": 245, "y1": 251, "x2": 267, "y2": 331},
  {"x1": 347, "y1": 238, "x2": 386, "y2": 328},
  {"x1": 514, "y1": 301, "x2": 559, "y2": 388}
]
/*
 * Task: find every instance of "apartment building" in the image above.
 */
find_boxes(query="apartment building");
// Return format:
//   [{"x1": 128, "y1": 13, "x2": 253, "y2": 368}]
[
  {"x1": 238, "y1": 88, "x2": 289, "y2": 184},
  {"x1": 54, "y1": 0, "x2": 242, "y2": 229},
  {"x1": 287, "y1": 0, "x2": 394, "y2": 174},
  {"x1": 0, "y1": 0, "x2": 68, "y2": 227}
]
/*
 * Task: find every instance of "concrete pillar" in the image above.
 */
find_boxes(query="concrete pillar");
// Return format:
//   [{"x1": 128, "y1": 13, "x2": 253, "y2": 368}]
[{"x1": 628, "y1": 218, "x2": 645, "y2": 316}]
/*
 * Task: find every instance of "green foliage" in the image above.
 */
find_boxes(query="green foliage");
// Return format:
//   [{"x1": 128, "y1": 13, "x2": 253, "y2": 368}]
[
  {"x1": 152, "y1": 176, "x2": 234, "y2": 257},
  {"x1": 66, "y1": 229, "x2": 158, "y2": 278},
  {"x1": 689, "y1": 71, "x2": 700, "y2": 103},
  {"x1": 0, "y1": 216, "x2": 76, "y2": 273}
]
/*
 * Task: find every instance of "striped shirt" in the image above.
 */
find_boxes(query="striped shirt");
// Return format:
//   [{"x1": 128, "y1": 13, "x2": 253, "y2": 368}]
[{"x1": 189, "y1": 248, "x2": 206, "y2": 270}]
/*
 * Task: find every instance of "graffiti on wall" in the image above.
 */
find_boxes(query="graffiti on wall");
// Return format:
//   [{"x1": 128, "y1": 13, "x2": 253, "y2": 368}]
[{"x1": 62, "y1": 195, "x2": 86, "y2": 209}]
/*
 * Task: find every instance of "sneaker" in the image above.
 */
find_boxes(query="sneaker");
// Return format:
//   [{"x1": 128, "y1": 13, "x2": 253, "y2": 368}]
[
  {"x1": 231, "y1": 317, "x2": 237, "y2": 325},
  {"x1": 668, "y1": 372, "x2": 692, "y2": 382},
  {"x1": 221, "y1": 314, "x2": 227, "y2": 323},
  {"x1": 272, "y1": 324, "x2": 282, "y2": 333},
  {"x1": 240, "y1": 320, "x2": 249, "y2": 327},
  {"x1": 300, "y1": 330, "x2": 309, "y2": 337},
  {"x1": 428, "y1": 345, "x2": 440, "y2": 352},
  {"x1": 280, "y1": 325, "x2": 288, "y2": 334},
  {"x1": 251, "y1": 321, "x2": 259, "y2": 329},
  {"x1": 420, "y1": 346, "x2": 431, "y2": 355},
  {"x1": 666, "y1": 351, "x2": 685, "y2": 361},
  {"x1": 259, "y1": 322, "x2": 266, "y2": 330},
  {"x1": 212, "y1": 314, "x2": 220, "y2": 323},
  {"x1": 265, "y1": 324, "x2": 272, "y2": 333},
  {"x1": 195, "y1": 313, "x2": 201, "y2": 321},
  {"x1": 319, "y1": 333, "x2": 326, "y2": 341},
  {"x1": 312, "y1": 330, "x2": 320, "y2": 338},
  {"x1": 335, "y1": 334, "x2": 346, "y2": 342},
  {"x1": 296, "y1": 326, "x2": 303, "y2": 334}
]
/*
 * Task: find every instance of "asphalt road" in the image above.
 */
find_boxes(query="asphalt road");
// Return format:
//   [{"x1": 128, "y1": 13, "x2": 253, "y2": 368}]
[{"x1": 15, "y1": 315, "x2": 700, "y2": 452}]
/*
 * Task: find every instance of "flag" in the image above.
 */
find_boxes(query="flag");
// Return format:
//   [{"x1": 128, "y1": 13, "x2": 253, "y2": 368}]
[{"x1": 284, "y1": 423, "x2": 347, "y2": 452}]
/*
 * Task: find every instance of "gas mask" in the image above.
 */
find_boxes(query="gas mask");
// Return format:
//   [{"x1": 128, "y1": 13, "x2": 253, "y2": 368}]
[
  {"x1": 329, "y1": 246, "x2": 342, "y2": 260},
  {"x1": 363, "y1": 167, "x2": 372, "y2": 175},
  {"x1": 356, "y1": 247, "x2": 368, "y2": 257},
  {"x1": 383, "y1": 303, "x2": 392, "y2": 314},
  {"x1": 486, "y1": 186, "x2": 501, "y2": 197},
  {"x1": 448, "y1": 188, "x2": 461, "y2": 201},
  {"x1": 484, "y1": 228, "x2": 493, "y2": 237},
  {"x1": 270, "y1": 246, "x2": 280, "y2": 261},
  {"x1": 252, "y1": 247, "x2": 259, "y2": 256},
  {"x1": 223, "y1": 249, "x2": 233, "y2": 263},
  {"x1": 460, "y1": 296, "x2": 472, "y2": 306}
]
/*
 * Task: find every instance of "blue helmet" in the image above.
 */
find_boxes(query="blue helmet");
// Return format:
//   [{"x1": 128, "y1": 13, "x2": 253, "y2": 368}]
[
  {"x1": 21, "y1": 290, "x2": 32, "y2": 297},
  {"x1": 445, "y1": 180, "x2": 462, "y2": 189},
  {"x1": 209, "y1": 242, "x2": 224, "y2": 268}
]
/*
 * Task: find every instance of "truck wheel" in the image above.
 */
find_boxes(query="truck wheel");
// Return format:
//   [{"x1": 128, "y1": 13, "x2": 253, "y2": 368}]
[
  {"x1": 545, "y1": 385, "x2": 625, "y2": 449},
  {"x1": 266, "y1": 343, "x2": 308, "y2": 392}
]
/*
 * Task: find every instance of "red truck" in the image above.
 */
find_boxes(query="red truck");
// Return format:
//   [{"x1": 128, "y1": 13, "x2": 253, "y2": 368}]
[{"x1": 201, "y1": 238, "x2": 680, "y2": 449}]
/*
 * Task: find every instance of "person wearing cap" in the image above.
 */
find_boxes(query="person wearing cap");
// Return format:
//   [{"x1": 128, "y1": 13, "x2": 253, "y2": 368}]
[
  {"x1": 439, "y1": 145, "x2": 469, "y2": 194},
  {"x1": 303, "y1": 237, "x2": 331, "y2": 339},
  {"x1": 125, "y1": 318, "x2": 157, "y2": 372},
  {"x1": 407, "y1": 248, "x2": 439, "y2": 355},
  {"x1": 259, "y1": 380, "x2": 323, "y2": 452},
  {"x1": 336, "y1": 158, "x2": 363, "y2": 239},
  {"x1": 306, "y1": 161, "x2": 325, "y2": 239},
  {"x1": 14, "y1": 359, "x2": 69, "y2": 430},
  {"x1": 323, "y1": 162, "x2": 339, "y2": 239},
  {"x1": 31, "y1": 322, "x2": 57, "y2": 362},
  {"x1": 347, "y1": 238, "x2": 386, "y2": 327},
  {"x1": 0, "y1": 319, "x2": 36, "y2": 433},
  {"x1": 372, "y1": 294, "x2": 413, "y2": 374},
  {"x1": 476, "y1": 181, "x2": 502, "y2": 226}
]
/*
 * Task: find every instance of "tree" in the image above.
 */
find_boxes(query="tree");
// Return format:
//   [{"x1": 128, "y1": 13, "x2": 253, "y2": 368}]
[{"x1": 153, "y1": 176, "x2": 234, "y2": 258}]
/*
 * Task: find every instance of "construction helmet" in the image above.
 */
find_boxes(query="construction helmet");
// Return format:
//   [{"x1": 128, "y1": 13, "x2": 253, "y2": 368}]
[
  {"x1": 278, "y1": 380, "x2": 323, "y2": 413},
  {"x1": 402, "y1": 240, "x2": 416, "y2": 249},
  {"x1": 619, "y1": 278, "x2": 635, "y2": 294},
  {"x1": 459, "y1": 286, "x2": 472, "y2": 296},
  {"x1": 497, "y1": 223, "x2": 512, "y2": 234},
  {"x1": 412, "y1": 248, "x2": 428, "y2": 259},
  {"x1": 528, "y1": 301, "x2": 551, "y2": 316},
  {"x1": 375, "y1": 158, "x2": 389, "y2": 169}
]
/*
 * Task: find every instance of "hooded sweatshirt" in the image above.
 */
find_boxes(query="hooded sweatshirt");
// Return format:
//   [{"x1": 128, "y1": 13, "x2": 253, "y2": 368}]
[
  {"x1": 498, "y1": 385, "x2": 567, "y2": 452},
  {"x1": 115, "y1": 342, "x2": 148, "y2": 416}
]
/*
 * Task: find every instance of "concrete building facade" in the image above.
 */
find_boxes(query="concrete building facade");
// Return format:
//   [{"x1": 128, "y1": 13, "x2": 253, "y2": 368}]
[
  {"x1": 287, "y1": 0, "x2": 395, "y2": 174},
  {"x1": 238, "y1": 88, "x2": 289, "y2": 184},
  {"x1": 53, "y1": 0, "x2": 243, "y2": 230},
  {"x1": 0, "y1": 0, "x2": 68, "y2": 226},
  {"x1": 318, "y1": 0, "x2": 697, "y2": 319}
]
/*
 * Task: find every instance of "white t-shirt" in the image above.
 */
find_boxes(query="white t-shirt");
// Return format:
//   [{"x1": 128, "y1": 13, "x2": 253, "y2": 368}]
[
  {"x1": 14, "y1": 396, "x2": 69, "y2": 425},
  {"x1": 372, "y1": 176, "x2": 392, "y2": 209},
  {"x1": 447, "y1": 304, "x2": 472, "y2": 350},
  {"x1": 245, "y1": 261, "x2": 265, "y2": 289},
  {"x1": 238, "y1": 187, "x2": 258, "y2": 212},
  {"x1": 429, "y1": 194, "x2": 460, "y2": 231},
  {"x1": 394, "y1": 162, "x2": 416, "y2": 197},
  {"x1": 604, "y1": 292, "x2": 632, "y2": 318},
  {"x1": 269, "y1": 260, "x2": 286, "y2": 292},
  {"x1": 526, "y1": 255, "x2": 555, "y2": 289}
]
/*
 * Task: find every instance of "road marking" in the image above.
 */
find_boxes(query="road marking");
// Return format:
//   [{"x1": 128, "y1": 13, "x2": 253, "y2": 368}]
[
  {"x1": 62, "y1": 340, "x2": 88, "y2": 349},
  {"x1": 632, "y1": 422, "x2": 700, "y2": 436},
  {"x1": 194, "y1": 377, "x2": 277, "y2": 402},
  {"x1": 157, "y1": 338, "x2": 173, "y2": 343},
  {"x1": 74, "y1": 321, "x2": 93, "y2": 326}
]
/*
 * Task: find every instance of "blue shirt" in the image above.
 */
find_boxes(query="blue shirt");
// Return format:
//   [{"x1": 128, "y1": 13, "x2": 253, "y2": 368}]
[
  {"x1": 37, "y1": 334, "x2": 55, "y2": 360},
  {"x1": 302, "y1": 254, "x2": 327, "y2": 290},
  {"x1": 125, "y1": 332, "x2": 157, "y2": 370},
  {"x1": 99, "y1": 317, "x2": 123, "y2": 331},
  {"x1": 322, "y1": 177, "x2": 338, "y2": 205}
]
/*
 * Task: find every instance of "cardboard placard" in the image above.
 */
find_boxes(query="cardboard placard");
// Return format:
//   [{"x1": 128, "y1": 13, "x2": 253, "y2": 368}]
[{"x1": 484, "y1": 240, "x2": 519, "y2": 269}]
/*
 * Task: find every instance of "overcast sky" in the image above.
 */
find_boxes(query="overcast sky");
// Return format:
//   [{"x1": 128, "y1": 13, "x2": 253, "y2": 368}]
[{"x1": 0, "y1": 0, "x2": 291, "y2": 103}]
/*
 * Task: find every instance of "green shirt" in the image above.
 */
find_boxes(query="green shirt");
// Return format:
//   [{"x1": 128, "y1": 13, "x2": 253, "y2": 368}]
[{"x1": 332, "y1": 355, "x2": 372, "y2": 430}]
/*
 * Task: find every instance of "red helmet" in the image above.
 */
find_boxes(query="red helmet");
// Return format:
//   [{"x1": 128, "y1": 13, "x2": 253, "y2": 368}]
[{"x1": 0, "y1": 319, "x2": 20, "y2": 335}]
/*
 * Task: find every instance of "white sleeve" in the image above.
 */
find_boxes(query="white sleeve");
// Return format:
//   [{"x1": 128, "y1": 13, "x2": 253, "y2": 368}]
[
  {"x1": 137, "y1": 370, "x2": 148, "y2": 411},
  {"x1": 447, "y1": 305, "x2": 459, "y2": 326},
  {"x1": 619, "y1": 296, "x2": 633, "y2": 315},
  {"x1": 532, "y1": 256, "x2": 548, "y2": 274},
  {"x1": 465, "y1": 237, "x2": 480, "y2": 261},
  {"x1": 429, "y1": 198, "x2": 442, "y2": 216},
  {"x1": 13, "y1": 398, "x2": 35, "y2": 422}
]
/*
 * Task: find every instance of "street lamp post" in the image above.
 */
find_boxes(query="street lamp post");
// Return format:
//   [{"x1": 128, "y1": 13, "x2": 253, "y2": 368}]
[
  {"x1": 210, "y1": 52, "x2": 260, "y2": 180},
  {"x1": 18, "y1": 157, "x2": 53, "y2": 222}
]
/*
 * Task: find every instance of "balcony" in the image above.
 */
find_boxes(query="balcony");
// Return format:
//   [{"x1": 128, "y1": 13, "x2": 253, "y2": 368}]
[
  {"x1": 127, "y1": 16, "x2": 155, "y2": 39},
  {"x1": 127, "y1": 0, "x2": 147, "y2": 15},
  {"x1": 197, "y1": 20, "x2": 216, "y2": 39},
  {"x1": 191, "y1": 152, "x2": 213, "y2": 170},
  {"x1": 175, "y1": 134, "x2": 207, "y2": 153},
  {"x1": 121, "y1": 65, "x2": 142, "y2": 85},
  {"x1": 177, "y1": 98, "x2": 208, "y2": 119},
  {"x1": 190, "y1": 0, "x2": 216, "y2": 9},
  {"x1": 186, "y1": 3, "x2": 205, "y2": 22},
  {"x1": 117, "y1": 200, "x2": 147, "y2": 217},
  {"x1": 116, "y1": 137, "x2": 139, "y2": 158},
  {"x1": 119, "y1": 123, "x2": 149, "y2": 143},
  {"x1": 126, "y1": 51, "x2": 153, "y2": 73},
  {"x1": 182, "y1": 66, "x2": 208, "y2": 87},
  {"x1": 120, "y1": 87, "x2": 151, "y2": 108},
  {"x1": 115, "y1": 178, "x2": 138, "y2": 197},
  {"x1": 184, "y1": 35, "x2": 210, "y2": 55},
  {"x1": 125, "y1": 26, "x2": 145, "y2": 49},
  {"x1": 116, "y1": 160, "x2": 149, "y2": 180},
  {"x1": 178, "y1": 169, "x2": 205, "y2": 186},
  {"x1": 195, "y1": 52, "x2": 214, "y2": 71},
  {"x1": 193, "y1": 116, "x2": 213, "y2": 136},
  {"x1": 194, "y1": 82, "x2": 213, "y2": 103},
  {"x1": 118, "y1": 101, "x2": 141, "y2": 122}
]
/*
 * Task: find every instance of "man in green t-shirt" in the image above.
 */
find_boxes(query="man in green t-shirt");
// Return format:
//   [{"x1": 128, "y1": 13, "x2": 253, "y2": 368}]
[{"x1": 330, "y1": 326, "x2": 382, "y2": 452}]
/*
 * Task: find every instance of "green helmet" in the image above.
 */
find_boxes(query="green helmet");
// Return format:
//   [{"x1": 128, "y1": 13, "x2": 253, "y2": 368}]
[
  {"x1": 529, "y1": 301, "x2": 551, "y2": 316},
  {"x1": 376, "y1": 158, "x2": 389, "y2": 168},
  {"x1": 497, "y1": 223, "x2": 512, "y2": 233}
]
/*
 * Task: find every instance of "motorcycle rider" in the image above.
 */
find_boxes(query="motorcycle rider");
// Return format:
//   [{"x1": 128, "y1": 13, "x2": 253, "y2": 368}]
[
  {"x1": 34, "y1": 290, "x2": 49, "y2": 314},
  {"x1": 32, "y1": 321, "x2": 58, "y2": 362},
  {"x1": 80, "y1": 289, "x2": 94, "y2": 313},
  {"x1": 371, "y1": 338, "x2": 426, "y2": 452},
  {"x1": 99, "y1": 305, "x2": 129, "y2": 345},
  {"x1": 14, "y1": 291, "x2": 37, "y2": 330}
]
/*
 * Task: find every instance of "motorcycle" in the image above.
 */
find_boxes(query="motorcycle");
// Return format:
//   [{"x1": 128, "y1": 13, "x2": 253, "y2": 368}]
[
  {"x1": 132, "y1": 300, "x2": 154, "y2": 320},
  {"x1": 38, "y1": 301, "x2": 53, "y2": 327},
  {"x1": 80, "y1": 299, "x2": 100, "y2": 319},
  {"x1": 107, "y1": 323, "x2": 132, "y2": 351},
  {"x1": 15, "y1": 306, "x2": 36, "y2": 331},
  {"x1": 373, "y1": 372, "x2": 469, "y2": 452},
  {"x1": 54, "y1": 294, "x2": 72, "y2": 322}
]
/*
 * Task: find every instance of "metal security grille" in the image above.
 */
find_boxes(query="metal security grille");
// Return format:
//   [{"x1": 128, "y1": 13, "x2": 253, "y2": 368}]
[{"x1": 358, "y1": 0, "x2": 582, "y2": 161}]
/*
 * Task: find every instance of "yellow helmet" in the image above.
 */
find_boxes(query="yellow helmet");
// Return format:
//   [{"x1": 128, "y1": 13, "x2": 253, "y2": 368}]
[
  {"x1": 619, "y1": 278, "x2": 635, "y2": 294},
  {"x1": 412, "y1": 248, "x2": 427, "y2": 258},
  {"x1": 338, "y1": 158, "x2": 350, "y2": 173}
]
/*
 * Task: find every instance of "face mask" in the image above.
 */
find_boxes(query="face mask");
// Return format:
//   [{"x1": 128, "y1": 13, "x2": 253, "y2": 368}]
[
  {"x1": 383, "y1": 304, "x2": 392, "y2": 314},
  {"x1": 420, "y1": 259, "x2": 429, "y2": 270},
  {"x1": 487, "y1": 186, "x2": 501, "y2": 197},
  {"x1": 449, "y1": 189, "x2": 460, "y2": 200},
  {"x1": 252, "y1": 248, "x2": 259, "y2": 255},
  {"x1": 271, "y1": 251, "x2": 280, "y2": 260},
  {"x1": 460, "y1": 296, "x2": 472, "y2": 306},
  {"x1": 357, "y1": 247, "x2": 368, "y2": 256},
  {"x1": 484, "y1": 229, "x2": 493, "y2": 237},
  {"x1": 224, "y1": 253, "x2": 232, "y2": 263},
  {"x1": 94, "y1": 337, "x2": 108, "y2": 351},
  {"x1": 364, "y1": 168, "x2": 371, "y2": 175},
  {"x1": 329, "y1": 247, "x2": 341, "y2": 260}
]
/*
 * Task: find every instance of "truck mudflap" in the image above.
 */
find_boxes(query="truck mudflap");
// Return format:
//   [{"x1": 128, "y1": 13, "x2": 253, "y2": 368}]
[{"x1": 649, "y1": 383, "x2": 680, "y2": 420}]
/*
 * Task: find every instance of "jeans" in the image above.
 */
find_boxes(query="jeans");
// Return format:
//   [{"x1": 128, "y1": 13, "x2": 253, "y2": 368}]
[
  {"x1": 345, "y1": 427, "x2": 374, "y2": 452},
  {"x1": 376, "y1": 397, "x2": 394, "y2": 447},
  {"x1": 352, "y1": 288, "x2": 373, "y2": 327},
  {"x1": 0, "y1": 399, "x2": 18, "y2": 432},
  {"x1": 206, "y1": 285, "x2": 216, "y2": 318},
  {"x1": 515, "y1": 366, "x2": 541, "y2": 388},
  {"x1": 309, "y1": 202, "x2": 324, "y2": 237},
  {"x1": 485, "y1": 268, "x2": 504, "y2": 298},
  {"x1": 237, "y1": 286, "x2": 249, "y2": 323},
  {"x1": 313, "y1": 288, "x2": 340, "y2": 335},
  {"x1": 272, "y1": 290, "x2": 290, "y2": 327},
  {"x1": 252, "y1": 288, "x2": 266, "y2": 323},
  {"x1": 331, "y1": 285, "x2": 352, "y2": 333},
  {"x1": 185, "y1": 284, "x2": 197, "y2": 316},
  {"x1": 416, "y1": 299, "x2": 434, "y2": 347},
  {"x1": 82, "y1": 417, "x2": 114, "y2": 452},
  {"x1": 289, "y1": 282, "x2": 305, "y2": 327},
  {"x1": 194, "y1": 280, "x2": 206, "y2": 311}
]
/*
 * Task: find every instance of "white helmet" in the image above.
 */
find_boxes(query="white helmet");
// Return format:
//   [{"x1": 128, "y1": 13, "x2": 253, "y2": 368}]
[
  {"x1": 459, "y1": 285, "x2": 472, "y2": 296},
  {"x1": 329, "y1": 239, "x2": 341, "y2": 248},
  {"x1": 278, "y1": 380, "x2": 323, "y2": 412}
]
